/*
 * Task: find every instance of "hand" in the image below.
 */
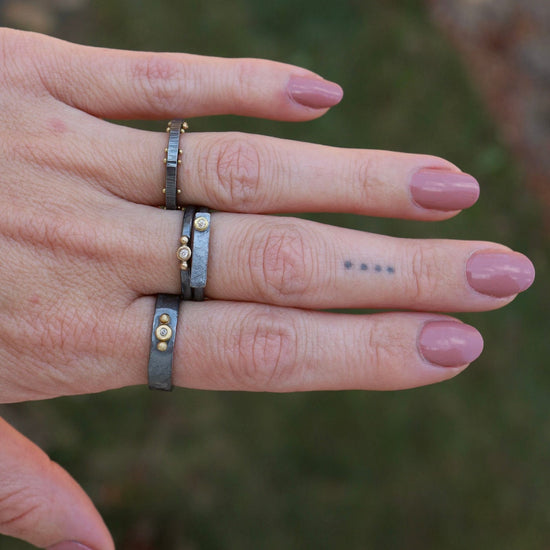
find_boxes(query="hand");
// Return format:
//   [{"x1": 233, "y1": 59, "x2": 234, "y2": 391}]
[{"x1": 0, "y1": 28, "x2": 534, "y2": 549}]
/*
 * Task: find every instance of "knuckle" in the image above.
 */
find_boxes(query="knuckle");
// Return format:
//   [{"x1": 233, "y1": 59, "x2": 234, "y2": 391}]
[
  {"x1": 131, "y1": 54, "x2": 183, "y2": 111},
  {"x1": 249, "y1": 221, "x2": 315, "y2": 302},
  {"x1": 204, "y1": 133, "x2": 262, "y2": 210},
  {"x1": 0, "y1": 29, "x2": 35, "y2": 87},
  {"x1": 351, "y1": 153, "x2": 376, "y2": 202},
  {"x1": 406, "y1": 245, "x2": 442, "y2": 303},
  {"x1": 365, "y1": 320, "x2": 391, "y2": 374},
  {"x1": 229, "y1": 309, "x2": 299, "y2": 389},
  {"x1": 0, "y1": 486, "x2": 43, "y2": 533},
  {"x1": 232, "y1": 59, "x2": 259, "y2": 105},
  {"x1": 360, "y1": 319, "x2": 404, "y2": 390}
]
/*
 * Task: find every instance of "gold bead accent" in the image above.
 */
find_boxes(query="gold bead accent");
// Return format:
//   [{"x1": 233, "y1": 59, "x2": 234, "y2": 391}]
[
  {"x1": 194, "y1": 216, "x2": 209, "y2": 232},
  {"x1": 180, "y1": 261, "x2": 188, "y2": 271},
  {"x1": 178, "y1": 160, "x2": 182, "y2": 165},
  {"x1": 168, "y1": 121, "x2": 172, "y2": 126},
  {"x1": 162, "y1": 188, "x2": 166, "y2": 194},
  {"x1": 157, "y1": 342, "x2": 168, "y2": 352},
  {"x1": 180, "y1": 236, "x2": 189, "y2": 245},
  {"x1": 159, "y1": 314, "x2": 171, "y2": 324},
  {"x1": 179, "y1": 149, "x2": 183, "y2": 155},
  {"x1": 163, "y1": 158, "x2": 167, "y2": 164},
  {"x1": 165, "y1": 148, "x2": 168, "y2": 153},
  {"x1": 177, "y1": 188, "x2": 182, "y2": 193},
  {"x1": 183, "y1": 122, "x2": 189, "y2": 130},
  {"x1": 155, "y1": 324, "x2": 173, "y2": 342}
]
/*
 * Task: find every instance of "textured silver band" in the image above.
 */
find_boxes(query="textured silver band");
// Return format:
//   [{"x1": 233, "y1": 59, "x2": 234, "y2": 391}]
[{"x1": 190, "y1": 208, "x2": 211, "y2": 301}]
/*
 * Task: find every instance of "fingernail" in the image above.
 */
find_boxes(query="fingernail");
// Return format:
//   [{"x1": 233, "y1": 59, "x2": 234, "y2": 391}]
[
  {"x1": 287, "y1": 76, "x2": 343, "y2": 109},
  {"x1": 48, "y1": 542, "x2": 93, "y2": 550},
  {"x1": 419, "y1": 321, "x2": 484, "y2": 367},
  {"x1": 467, "y1": 250, "x2": 535, "y2": 298},
  {"x1": 410, "y1": 169, "x2": 480, "y2": 211}
]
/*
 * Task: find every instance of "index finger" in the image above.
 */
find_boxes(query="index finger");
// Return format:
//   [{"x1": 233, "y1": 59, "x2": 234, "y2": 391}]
[{"x1": 7, "y1": 28, "x2": 343, "y2": 120}]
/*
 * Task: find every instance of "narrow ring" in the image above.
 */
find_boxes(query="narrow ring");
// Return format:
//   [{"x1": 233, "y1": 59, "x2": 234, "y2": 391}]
[
  {"x1": 190, "y1": 208, "x2": 211, "y2": 301},
  {"x1": 163, "y1": 119, "x2": 188, "y2": 210},
  {"x1": 179, "y1": 206, "x2": 197, "y2": 300},
  {"x1": 147, "y1": 294, "x2": 181, "y2": 391}
]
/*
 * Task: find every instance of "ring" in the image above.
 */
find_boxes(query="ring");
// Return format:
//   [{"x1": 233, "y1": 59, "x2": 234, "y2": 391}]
[
  {"x1": 163, "y1": 119, "x2": 188, "y2": 210},
  {"x1": 176, "y1": 207, "x2": 211, "y2": 301},
  {"x1": 178, "y1": 206, "x2": 197, "y2": 300},
  {"x1": 189, "y1": 208, "x2": 211, "y2": 301},
  {"x1": 147, "y1": 294, "x2": 180, "y2": 391}
]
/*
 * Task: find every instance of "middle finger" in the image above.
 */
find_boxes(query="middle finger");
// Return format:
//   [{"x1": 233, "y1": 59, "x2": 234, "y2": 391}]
[{"x1": 86, "y1": 122, "x2": 479, "y2": 220}]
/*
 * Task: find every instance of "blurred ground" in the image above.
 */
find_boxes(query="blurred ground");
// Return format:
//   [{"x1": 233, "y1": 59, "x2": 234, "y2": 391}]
[{"x1": 0, "y1": 1, "x2": 549, "y2": 549}]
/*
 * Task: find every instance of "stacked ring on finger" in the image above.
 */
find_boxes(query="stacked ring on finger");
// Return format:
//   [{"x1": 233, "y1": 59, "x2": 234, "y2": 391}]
[
  {"x1": 177, "y1": 206, "x2": 211, "y2": 301},
  {"x1": 163, "y1": 118, "x2": 188, "y2": 210}
]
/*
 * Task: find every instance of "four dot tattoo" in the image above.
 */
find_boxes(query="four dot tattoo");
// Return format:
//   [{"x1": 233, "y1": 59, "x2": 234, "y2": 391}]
[{"x1": 344, "y1": 261, "x2": 395, "y2": 274}]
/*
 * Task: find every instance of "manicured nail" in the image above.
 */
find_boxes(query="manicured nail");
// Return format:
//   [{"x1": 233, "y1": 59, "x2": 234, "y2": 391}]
[
  {"x1": 410, "y1": 169, "x2": 480, "y2": 211},
  {"x1": 419, "y1": 321, "x2": 484, "y2": 367},
  {"x1": 48, "y1": 542, "x2": 93, "y2": 550},
  {"x1": 467, "y1": 250, "x2": 535, "y2": 298},
  {"x1": 287, "y1": 76, "x2": 343, "y2": 109}
]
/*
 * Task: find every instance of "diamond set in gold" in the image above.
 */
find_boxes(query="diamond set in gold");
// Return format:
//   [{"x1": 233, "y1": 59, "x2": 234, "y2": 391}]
[
  {"x1": 155, "y1": 313, "x2": 173, "y2": 352},
  {"x1": 177, "y1": 236, "x2": 192, "y2": 270}
]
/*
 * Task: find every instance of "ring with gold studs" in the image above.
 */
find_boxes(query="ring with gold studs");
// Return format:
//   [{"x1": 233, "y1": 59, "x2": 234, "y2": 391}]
[
  {"x1": 177, "y1": 206, "x2": 211, "y2": 301},
  {"x1": 163, "y1": 119, "x2": 189, "y2": 210},
  {"x1": 148, "y1": 294, "x2": 180, "y2": 391}
]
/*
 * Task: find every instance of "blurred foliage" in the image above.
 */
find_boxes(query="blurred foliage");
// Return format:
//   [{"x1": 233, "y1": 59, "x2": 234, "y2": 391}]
[{"x1": 1, "y1": 0, "x2": 549, "y2": 548}]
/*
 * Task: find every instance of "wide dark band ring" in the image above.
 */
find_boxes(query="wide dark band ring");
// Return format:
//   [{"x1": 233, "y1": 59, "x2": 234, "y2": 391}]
[
  {"x1": 147, "y1": 294, "x2": 181, "y2": 391},
  {"x1": 177, "y1": 206, "x2": 211, "y2": 301}
]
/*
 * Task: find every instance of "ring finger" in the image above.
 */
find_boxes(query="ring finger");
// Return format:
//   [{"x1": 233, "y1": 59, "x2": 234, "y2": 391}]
[{"x1": 131, "y1": 210, "x2": 534, "y2": 311}]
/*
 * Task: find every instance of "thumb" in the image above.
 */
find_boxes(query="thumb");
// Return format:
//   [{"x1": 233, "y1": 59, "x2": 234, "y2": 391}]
[{"x1": 0, "y1": 417, "x2": 114, "y2": 550}]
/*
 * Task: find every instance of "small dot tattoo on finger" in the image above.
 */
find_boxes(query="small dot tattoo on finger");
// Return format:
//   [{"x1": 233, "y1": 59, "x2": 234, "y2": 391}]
[{"x1": 343, "y1": 260, "x2": 396, "y2": 275}]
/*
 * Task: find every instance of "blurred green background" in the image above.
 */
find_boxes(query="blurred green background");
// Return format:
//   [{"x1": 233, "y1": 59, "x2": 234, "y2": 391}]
[{"x1": 1, "y1": 0, "x2": 549, "y2": 548}]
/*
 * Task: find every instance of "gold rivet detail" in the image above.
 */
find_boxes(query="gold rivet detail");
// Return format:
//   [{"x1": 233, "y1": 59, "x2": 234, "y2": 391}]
[
  {"x1": 159, "y1": 314, "x2": 170, "y2": 324},
  {"x1": 155, "y1": 324, "x2": 173, "y2": 342},
  {"x1": 194, "y1": 216, "x2": 209, "y2": 232},
  {"x1": 157, "y1": 342, "x2": 168, "y2": 352},
  {"x1": 183, "y1": 122, "x2": 189, "y2": 130},
  {"x1": 163, "y1": 158, "x2": 167, "y2": 164},
  {"x1": 162, "y1": 188, "x2": 166, "y2": 194}
]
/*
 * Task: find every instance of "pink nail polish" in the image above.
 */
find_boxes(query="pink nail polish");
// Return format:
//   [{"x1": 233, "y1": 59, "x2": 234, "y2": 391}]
[
  {"x1": 418, "y1": 321, "x2": 483, "y2": 367},
  {"x1": 48, "y1": 542, "x2": 93, "y2": 550},
  {"x1": 467, "y1": 250, "x2": 535, "y2": 298},
  {"x1": 287, "y1": 76, "x2": 343, "y2": 109},
  {"x1": 410, "y1": 169, "x2": 480, "y2": 211}
]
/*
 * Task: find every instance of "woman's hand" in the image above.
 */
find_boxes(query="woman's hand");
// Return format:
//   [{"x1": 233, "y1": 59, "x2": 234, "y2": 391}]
[{"x1": 0, "y1": 28, "x2": 534, "y2": 549}]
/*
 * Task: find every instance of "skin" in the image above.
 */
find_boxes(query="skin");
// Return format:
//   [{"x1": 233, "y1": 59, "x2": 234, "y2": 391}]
[{"x1": 0, "y1": 28, "x2": 534, "y2": 548}]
